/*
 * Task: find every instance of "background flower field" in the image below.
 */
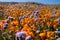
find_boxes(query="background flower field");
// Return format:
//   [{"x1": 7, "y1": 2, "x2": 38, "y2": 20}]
[{"x1": 0, "y1": 2, "x2": 60, "y2": 40}]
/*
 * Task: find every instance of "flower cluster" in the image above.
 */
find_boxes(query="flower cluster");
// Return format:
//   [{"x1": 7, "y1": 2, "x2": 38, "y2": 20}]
[{"x1": 0, "y1": 3, "x2": 60, "y2": 40}]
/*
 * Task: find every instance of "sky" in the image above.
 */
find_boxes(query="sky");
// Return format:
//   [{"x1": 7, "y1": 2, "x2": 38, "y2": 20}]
[{"x1": 0, "y1": 0, "x2": 60, "y2": 4}]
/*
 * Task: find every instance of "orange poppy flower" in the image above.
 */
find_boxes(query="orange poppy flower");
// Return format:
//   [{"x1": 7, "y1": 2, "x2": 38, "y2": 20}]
[
  {"x1": 2, "y1": 20, "x2": 6, "y2": 24},
  {"x1": 45, "y1": 39, "x2": 50, "y2": 40},
  {"x1": 25, "y1": 10, "x2": 31, "y2": 15},
  {"x1": 0, "y1": 24, "x2": 2, "y2": 29},
  {"x1": 9, "y1": 27, "x2": 15, "y2": 32},
  {"x1": 50, "y1": 31, "x2": 55, "y2": 37},
  {"x1": 3, "y1": 6, "x2": 7, "y2": 11},
  {"x1": 46, "y1": 22, "x2": 50, "y2": 27},
  {"x1": 55, "y1": 13, "x2": 60, "y2": 17},
  {"x1": 53, "y1": 20, "x2": 58, "y2": 24},
  {"x1": 53, "y1": 24, "x2": 58, "y2": 29},
  {"x1": 43, "y1": 30, "x2": 47, "y2": 33},
  {"x1": 39, "y1": 33, "x2": 46, "y2": 40}
]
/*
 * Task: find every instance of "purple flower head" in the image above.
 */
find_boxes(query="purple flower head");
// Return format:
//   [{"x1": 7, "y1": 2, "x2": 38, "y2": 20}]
[
  {"x1": 3, "y1": 23, "x2": 8, "y2": 29},
  {"x1": 16, "y1": 32, "x2": 22, "y2": 37},
  {"x1": 34, "y1": 15, "x2": 38, "y2": 18},
  {"x1": 55, "y1": 31, "x2": 60, "y2": 34},
  {"x1": 56, "y1": 28, "x2": 58, "y2": 31},
  {"x1": 34, "y1": 11, "x2": 39, "y2": 15},
  {"x1": 58, "y1": 18, "x2": 60, "y2": 24},
  {"x1": 57, "y1": 38, "x2": 60, "y2": 40},
  {"x1": 25, "y1": 15, "x2": 28, "y2": 18},
  {"x1": 34, "y1": 18, "x2": 38, "y2": 22},
  {"x1": 20, "y1": 31, "x2": 26, "y2": 35},
  {"x1": 19, "y1": 16, "x2": 22, "y2": 20},
  {"x1": 6, "y1": 19, "x2": 10, "y2": 23},
  {"x1": 25, "y1": 36, "x2": 31, "y2": 40},
  {"x1": 2, "y1": 32, "x2": 7, "y2": 36},
  {"x1": 16, "y1": 31, "x2": 26, "y2": 37},
  {"x1": 34, "y1": 11, "x2": 39, "y2": 17},
  {"x1": 2, "y1": 12, "x2": 6, "y2": 16},
  {"x1": 8, "y1": 16, "x2": 13, "y2": 20},
  {"x1": 22, "y1": 16, "x2": 24, "y2": 18},
  {"x1": 19, "y1": 16, "x2": 24, "y2": 21},
  {"x1": 20, "y1": 19, "x2": 23, "y2": 22},
  {"x1": 8, "y1": 16, "x2": 12, "y2": 19}
]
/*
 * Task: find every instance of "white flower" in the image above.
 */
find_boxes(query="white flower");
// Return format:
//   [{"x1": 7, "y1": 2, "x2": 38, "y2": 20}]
[{"x1": 36, "y1": 30, "x2": 40, "y2": 33}]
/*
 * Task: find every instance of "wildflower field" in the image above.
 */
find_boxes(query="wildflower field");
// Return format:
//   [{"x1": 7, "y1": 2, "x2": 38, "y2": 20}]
[{"x1": 0, "y1": 2, "x2": 60, "y2": 40}]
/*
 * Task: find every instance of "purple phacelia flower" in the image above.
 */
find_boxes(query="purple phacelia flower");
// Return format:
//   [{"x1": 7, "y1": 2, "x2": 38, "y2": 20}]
[
  {"x1": 34, "y1": 18, "x2": 38, "y2": 22},
  {"x1": 2, "y1": 32, "x2": 7, "y2": 36},
  {"x1": 25, "y1": 36, "x2": 31, "y2": 40},
  {"x1": 56, "y1": 28, "x2": 58, "y2": 31},
  {"x1": 16, "y1": 31, "x2": 26, "y2": 37},
  {"x1": 16, "y1": 32, "x2": 22, "y2": 37},
  {"x1": 20, "y1": 31, "x2": 26, "y2": 35},
  {"x1": 6, "y1": 19, "x2": 10, "y2": 23},
  {"x1": 33, "y1": 11, "x2": 39, "y2": 18},
  {"x1": 8, "y1": 16, "x2": 13, "y2": 20},
  {"x1": 3, "y1": 23, "x2": 8, "y2": 29},
  {"x1": 57, "y1": 38, "x2": 60, "y2": 40},
  {"x1": 58, "y1": 18, "x2": 60, "y2": 24},
  {"x1": 55, "y1": 31, "x2": 60, "y2": 34}
]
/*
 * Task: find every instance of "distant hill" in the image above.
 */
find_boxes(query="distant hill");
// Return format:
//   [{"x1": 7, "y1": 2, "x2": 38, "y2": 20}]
[{"x1": 0, "y1": 2, "x2": 60, "y2": 9}]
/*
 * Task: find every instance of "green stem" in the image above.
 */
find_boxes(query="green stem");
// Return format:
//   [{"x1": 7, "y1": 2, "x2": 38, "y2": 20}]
[{"x1": 3, "y1": 37, "x2": 6, "y2": 40}]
